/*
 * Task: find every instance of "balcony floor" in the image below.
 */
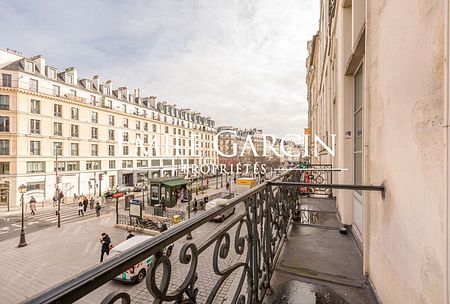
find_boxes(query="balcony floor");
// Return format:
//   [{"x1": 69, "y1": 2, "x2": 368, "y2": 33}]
[{"x1": 264, "y1": 197, "x2": 379, "y2": 304}]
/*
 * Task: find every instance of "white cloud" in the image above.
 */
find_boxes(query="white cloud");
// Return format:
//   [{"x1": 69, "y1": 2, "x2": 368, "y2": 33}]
[{"x1": 0, "y1": 0, "x2": 319, "y2": 138}]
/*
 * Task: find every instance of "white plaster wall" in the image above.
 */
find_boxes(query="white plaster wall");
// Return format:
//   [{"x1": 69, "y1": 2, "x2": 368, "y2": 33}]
[{"x1": 366, "y1": 0, "x2": 446, "y2": 302}]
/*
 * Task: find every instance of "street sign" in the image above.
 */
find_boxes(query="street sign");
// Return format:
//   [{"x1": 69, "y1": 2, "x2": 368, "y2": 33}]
[{"x1": 129, "y1": 199, "x2": 142, "y2": 218}]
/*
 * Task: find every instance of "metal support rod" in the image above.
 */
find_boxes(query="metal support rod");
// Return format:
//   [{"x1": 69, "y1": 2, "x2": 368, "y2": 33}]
[
  {"x1": 116, "y1": 198, "x2": 119, "y2": 225},
  {"x1": 269, "y1": 182, "x2": 385, "y2": 193}
]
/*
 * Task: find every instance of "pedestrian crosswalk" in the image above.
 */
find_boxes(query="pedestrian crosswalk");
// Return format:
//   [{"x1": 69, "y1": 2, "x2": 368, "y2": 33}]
[{"x1": 25, "y1": 203, "x2": 112, "y2": 225}]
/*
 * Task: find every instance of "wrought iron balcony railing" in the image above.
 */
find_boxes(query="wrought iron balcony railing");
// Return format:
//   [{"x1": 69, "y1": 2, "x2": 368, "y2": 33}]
[{"x1": 22, "y1": 171, "x2": 300, "y2": 304}]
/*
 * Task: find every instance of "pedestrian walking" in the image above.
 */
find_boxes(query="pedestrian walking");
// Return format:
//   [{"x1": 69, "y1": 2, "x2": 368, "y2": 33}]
[
  {"x1": 52, "y1": 196, "x2": 58, "y2": 207},
  {"x1": 100, "y1": 232, "x2": 112, "y2": 262},
  {"x1": 78, "y1": 202, "x2": 84, "y2": 216},
  {"x1": 89, "y1": 197, "x2": 95, "y2": 210},
  {"x1": 226, "y1": 182, "x2": 230, "y2": 190},
  {"x1": 193, "y1": 198, "x2": 198, "y2": 213},
  {"x1": 83, "y1": 198, "x2": 88, "y2": 212},
  {"x1": 29, "y1": 197, "x2": 37, "y2": 215},
  {"x1": 205, "y1": 195, "x2": 209, "y2": 203},
  {"x1": 95, "y1": 202, "x2": 101, "y2": 217},
  {"x1": 126, "y1": 231, "x2": 135, "y2": 240}
]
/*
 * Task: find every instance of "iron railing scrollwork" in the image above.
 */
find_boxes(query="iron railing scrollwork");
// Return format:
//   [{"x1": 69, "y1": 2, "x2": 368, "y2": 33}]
[{"x1": 22, "y1": 171, "x2": 299, "y2": 304}]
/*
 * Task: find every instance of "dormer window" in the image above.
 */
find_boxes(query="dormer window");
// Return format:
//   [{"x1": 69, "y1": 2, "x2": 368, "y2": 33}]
[
  {"x1": 66, "y1": 74, "x2": 73, "y2": 84},
  {"x1": 46, "y1": 67, "x2": 56, "y2": 79},
  {"x1": 25, "y1": 61, "x2": 35, "y2": 73},
  {"x1": 86, "y1": 81, "x2": 91, "y2": 90}
]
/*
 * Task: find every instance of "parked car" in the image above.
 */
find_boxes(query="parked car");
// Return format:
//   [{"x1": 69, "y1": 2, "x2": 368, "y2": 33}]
[
  {"x1": 205, "y1": 198, "x2": 235, "y2": 222},
  {"x1": 108, "y1": 235, "x2": 174, "y2": 284}
]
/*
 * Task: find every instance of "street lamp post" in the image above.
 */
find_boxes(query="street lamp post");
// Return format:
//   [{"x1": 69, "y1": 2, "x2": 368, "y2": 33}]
[
  {"x1": 18, "y1": 184, "x2": 27, "y2": 248},
  {"x1": 186, "y1": 181, "x2": 193, "y2": 240},
  {"x1": 55, "y1": 146, "x2": 62, "y2": 228}
]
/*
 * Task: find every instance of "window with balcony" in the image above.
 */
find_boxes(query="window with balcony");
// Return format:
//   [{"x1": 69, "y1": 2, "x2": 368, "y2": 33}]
[
  {"x1": 0, "y1": 162, "x2": 9, "y2": 174},
  {"x1": 71, "y1": 143, "x2": 79, "y2": 156},
  {"x1": 71, "y1": 124, "x2": 79, "y2": 137},
  {"x1": 71, "y1": 107, "x2": 79, "y2": 120},
  {"x1": 29, "y1": 79, "x2": 38, "y2": 92},
  {"x1": 52, "y1": 85, "x2": 60, "y2": 97},
  {"x1": 108, "y1": 145, "x2": 115, "y2": 156},
  {"x1": 108, "y1": 115, "x2": 114, "y2": 126},
  {"x1": 54, "y1": 122, "x2": 63, "y2": 136},
  {"x1": 2, "y1": 74, "x2": 11, "y2": 87},
  {"x1": 54, "y1": 104, "x2": 62, "y2": 117},
  {"x1": 91, "y1": 144, "x2": 98, "y2": 156},
  {"x1": 91, "y1": 127, "x2": 98, "y2": 139},
  {"x1": 30, "y1": 99, "x2": 40, "y2": 114},
  {"x1": 28, "y1": 140, "x2": 40, "y2": 156},
  {"x1": 0, "y1": 117, "x2": 9, "y2": 132},
  {"x1": 108, "y1": 130, "x2": 115, "y2": 141},
  {"x1": 30, "y1": 119, "x2": 40, "y2": 134},
  {"x1": 27, "y1": 161, "x2": 45, "y2": 173},
  {"x1": 91, "y1": 112, "x2": 98, "y2": 123},
  {"x1": 0, "y1": 95, "x2": 9, "y2": 110}
]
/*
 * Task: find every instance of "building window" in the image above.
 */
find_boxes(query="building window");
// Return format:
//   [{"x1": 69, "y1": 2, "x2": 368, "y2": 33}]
[
  {"x1": 52, "y1": 85, "x2": 60, "y2": 96},
  {"x1": 0, "y1": 95, "x2": 9, "y2": 110},
  {"x1": 108, "y1": 130, "x2": 115, "y2": 141},
  {"x1": 136, "y1": 121, "x2": 141, "y2": 130},
  {"x1": 153, "y1": 124, "x2": 157, "y2": 132},
  {"x1": 162, "y1": 159, "x2": 172, "y2": 166},
  {"x1": 353, "y1": 63, "x2": 364, "y2": 194},
  {"x1": 91, "y1": 111, "x2": 98, "y2": 123},
  {"x1": 2, "y1": 74, "x2": 12, "y2": 87},
  {"x1": 123, "y1": 118, "x2": 128, "y2": 128},
  {"x1": 144, "y1": 122, "x2": 148, "y2": 131},
  {"x1": 53, "y1": 142, "x2": 63, "y2": 156},
  {"x1": 54, "y1": 104, "x2": 62, "y2": 117},
  {"x1": 30, "y1": 119, "x2": 40, "y2": 134},
  {"x1": 91, "y1": 127, "x2": 98, "y2": 139},
  {"x1": 0, "y1": 162, "x2": 9, "y2": 174},
  {"x1": 0, "y1": 140, "x2": 9, "y2": 155},
  {"x1": 151, "y1": 159, "x2": 160, "y2": 167},
  {"x1": 123, "y1": 132, "x2": 129, "y2": 142},
  {"x1": 108, "y1": 145, "x2": 115, "y2": 156},
  {"x1": 30, "y1": 99, "x2": 40, "y2": 114},
  {"x1": 165, "y1": 126, "x2": 169, "y2": 133},
  {"x1": 27, "y1": 161, "x2": 45, "y2": 173},
  {"x1": 137, "y1": 160, "x2": 148, "y2": 167},
  {"x1": 91, "y1": 144, "x2": 98, "y2": 156},
  {"x1": 66, "y1": 74, "x2": 73, "y2": 84},
  {"x1": 29, "y1": 79, "x2": 38, "y2": 92},
  {"x1": 71, "y1": 107, "x2": 79, "y2": 120},
  {"x1": 144, "y1": 134, "x2": 148, "y2": 144},
  {"x1": 0, "y1": 117, "x2": 9, "y2": 132},
  {"x1": 71, "y1": 143, "x2": 79, "y2": 156},
  {"x1": 71, "y1": 124, "x2": 79, "y2": 137},
  {"x1": 108, "y1": 115, "x2": 114, "y2": 126},
  {"x1": 70, "y1": 89, "x2": 76, "y2": 96},
  {"x1": 109, "y1": 160, "x2": 116, "y2": 169},
  {"x1": 90, "y1": 95, "x2": 96, "y2": 103},
  {"x1": 67, "y1": 161, "x2": 80, "y2": 171},
  {"x1": 122, "y1": 160, "x2": 133, "y2": 168},
  {"x1": 53, "y1": 122, "x2": 63, "y2": 136},
  {"x1": 123, "y1": 145, "x2": 129, "y2": 155},
  {"x1": 47, "y1": 68, "x2": 56, "y2": 79},
  {"x1": 30, "y1": 141, "x2": 40, "y2": 155},
  {"x1": 86, "y1": 161, "x2": 101, "y2": 170},
  {"x1": 137, "y1": 147, "x2": 141, "y2": 156},
  {"x1": 25, "y1": 61, "x2": 34, "y2": 72}
]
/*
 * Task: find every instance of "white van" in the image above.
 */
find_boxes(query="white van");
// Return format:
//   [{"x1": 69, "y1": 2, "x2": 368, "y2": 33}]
[
  {"x1": 205, "y1": 198, "x2": 235, "y2": 222},
  {"x1": 108, "y1": 235, "x2": 173, "y2": 283}
]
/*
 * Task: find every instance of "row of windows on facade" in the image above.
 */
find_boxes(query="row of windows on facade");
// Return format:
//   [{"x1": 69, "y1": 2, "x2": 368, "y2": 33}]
[
  {"x1": 23, "y1": 158, "x2": 197, "y2": 174},
  {"x1": 0, "y1": 74, "x2": 213, "y2": 129},
  {"x1": 0, "y1": 95, "x2": 214, "y2": 141}
]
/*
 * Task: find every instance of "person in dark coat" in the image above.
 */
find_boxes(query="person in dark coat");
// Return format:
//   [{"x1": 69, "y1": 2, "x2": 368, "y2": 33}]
[
  {"x1": 89, "y1": 197, "x2": 95, "y2": 210},
  {"x1": 83, "y1": 198, "x2": 88, "y2": 212},
  {"x1": 193, "y1": 198, "x2": 198, "y2": 213},
  {"x1": 126, "y1": 231, "x2": 135, "y2": 240},
  {"x1": 100, "y1": 233, "x2": 111, "y2": 262},
  {"x1": 95, "y1": 202, "x2": 101, "y2": 217}
]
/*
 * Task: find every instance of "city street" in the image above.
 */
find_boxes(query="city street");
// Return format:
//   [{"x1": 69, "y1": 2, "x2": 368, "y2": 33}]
[{"x1": 0, "y1": 205, "x2": 246, "y2": 303}]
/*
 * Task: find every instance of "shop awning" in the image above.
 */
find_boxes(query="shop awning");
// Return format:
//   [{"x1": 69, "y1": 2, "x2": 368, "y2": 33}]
[{"x1": 161, "y1": 179, "x2": 190, "y2": 187}]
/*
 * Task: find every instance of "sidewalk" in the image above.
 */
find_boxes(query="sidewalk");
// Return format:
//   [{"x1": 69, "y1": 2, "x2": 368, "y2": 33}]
[{"x1": 0, "y1": 197, "x2": 79, "y2": 217}]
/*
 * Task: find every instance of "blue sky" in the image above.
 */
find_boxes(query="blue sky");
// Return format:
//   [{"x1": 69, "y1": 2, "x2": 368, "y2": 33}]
[{"x1": 0, "y1": 0, "x2": 319, "y2": 138}]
